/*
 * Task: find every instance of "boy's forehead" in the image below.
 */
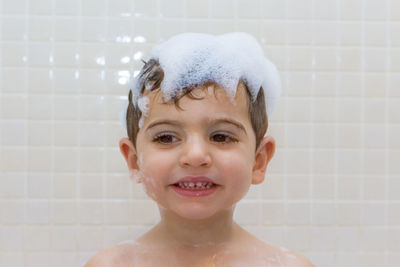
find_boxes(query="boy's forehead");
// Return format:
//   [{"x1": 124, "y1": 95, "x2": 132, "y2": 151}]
[{"x1": 144, "y1": 83, "x2": 249, "y2": 114}]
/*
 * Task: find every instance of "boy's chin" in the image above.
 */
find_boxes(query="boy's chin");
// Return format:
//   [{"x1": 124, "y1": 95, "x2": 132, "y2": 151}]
[
  {"x1": 171, "y1": 205, "x2": 235, "y2": 221},
  {"x1": 179, "y1": 212, "x2": 216, "y2": 221}
]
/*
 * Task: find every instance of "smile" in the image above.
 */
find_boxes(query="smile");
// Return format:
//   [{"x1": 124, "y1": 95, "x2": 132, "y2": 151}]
[
  {"x1": 176, "y1": 182, "x2": 214, "y2": 189},
  {"x1": 171, "y1": 182, "x2": 219, "y2": 197}
]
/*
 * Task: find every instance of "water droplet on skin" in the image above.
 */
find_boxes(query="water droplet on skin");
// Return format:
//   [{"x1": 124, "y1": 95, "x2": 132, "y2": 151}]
[
  {"x1": 117, "y1": 239, "x2": 140, "y2": 246},
  {"x1": 287, "y1": 253, "x2": 297, "y2": 259},
  {"x1": 138, "y1": 154, "x2": 144, "y2": 167},
  {"x1": 129, "y1": 169, "x2": 143, "y2": 183},
  {"x1": 276, "y1": 253, "x2": 282, "y2": 265},
  {"x1": 156, "y1": 202, "x2": 166, "y2": 210},
  {"x1": 149, "y1": 177, "x2": 157, "y2": 188},
  {"x1": 141, "y1": 176, "x2": 158, "y2": 200},
  {"x1": 141, "y1": 182, "x2": 148, "y2": 194},
  {"x1": 279, "y1": 246, "x2": 289, "y2": 252}
]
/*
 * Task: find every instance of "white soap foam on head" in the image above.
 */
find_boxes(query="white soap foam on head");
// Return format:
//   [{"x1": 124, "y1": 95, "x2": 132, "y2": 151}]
[
  {"x1": 126, "y1": 32, "x2": 281, "y2": 129},
  {"x1": 137, "y1": 95, "x2": 150, "y2": 128}
]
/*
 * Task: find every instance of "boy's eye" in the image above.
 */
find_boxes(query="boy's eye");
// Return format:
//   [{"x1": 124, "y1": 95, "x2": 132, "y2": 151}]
[
  {"x1": 152, "y1": 132, "x2": 237, "y2": 145},
  {"x1": 211, "y1": 133, "x2": 237, "y2": 144},
  {"x1": 152, "y1": 133, "x2": 179, "y2": 144}
]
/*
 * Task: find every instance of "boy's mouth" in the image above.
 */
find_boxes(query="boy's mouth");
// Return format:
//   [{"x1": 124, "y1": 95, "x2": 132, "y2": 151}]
[
  {"x1": 173, "y1": 181, "x2": 217, "y2": 190},
  {"x1": 170, "y1": 181, "x2": 219, "y2": 197},
  {"x1": 171, "y1": 176, "x2": 219, "y2": 189},
  {"x1": 170, "y1": 176, "x2": 220, "y2": 197}
]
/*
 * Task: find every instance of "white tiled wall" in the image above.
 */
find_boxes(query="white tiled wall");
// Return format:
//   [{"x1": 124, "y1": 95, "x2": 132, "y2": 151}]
[{"x1": 0, "y1": 0, "x2": 399, "y2": 266}]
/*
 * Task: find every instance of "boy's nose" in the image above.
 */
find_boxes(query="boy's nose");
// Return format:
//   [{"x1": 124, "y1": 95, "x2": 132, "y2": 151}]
[{"x1": 179, "y1": 135, "x2": 212, "y2": 168}]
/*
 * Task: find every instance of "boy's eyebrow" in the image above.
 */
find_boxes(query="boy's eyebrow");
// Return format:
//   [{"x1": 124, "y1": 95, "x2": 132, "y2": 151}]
[{"x1": 145, "y1": 117, "x2": 247, "y2": 134}]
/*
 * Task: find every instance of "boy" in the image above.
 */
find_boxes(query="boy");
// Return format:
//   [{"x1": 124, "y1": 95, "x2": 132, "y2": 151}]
[{"x1": 85, "y1": 33, "x2": 314, "y2": 266}]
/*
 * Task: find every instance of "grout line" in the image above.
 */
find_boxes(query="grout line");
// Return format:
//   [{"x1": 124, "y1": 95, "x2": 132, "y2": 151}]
[
  {"x1": 3, "y1": 145, "x2": 398, "y2": 152},
  {"x1": 22, "y1": 0, "x2": 29, "y2": 265},
  {"x1": 7, "y1": 197, "x2": 400, "y2": 204},
  {"x1": 2, "y1": 12, "x2": 399, "y2": 23},
  {"x1": 156, "y1": 0, "x2": 161, "y2": 39},
  {"x1": 207, "y1": 0, "x2": 211, "y2": 32},
  {"x1": 360, "y1": 0, "x2": 366, "y2": 261},
  {"x1": 333, "y1": 0, "x2": 340, "y2": 264},
  {"x1": 282, "y1": 0, "x2": 289, "y2": 252},
  {"x1": 233, "y1": 0, "x2": 238, "y2": 29},
  {"x1": 100, "y1": 0, "x2": 109, "y2": 251},
  {"x1": 3, "y1": 39, "x2": 399, "y2": 49},
  {"x1": 48, "y1": 0, "x2": 56, "y2": 266},
  {"x1": 3, "y1": 65, "x2": 400, "y2": 74},
  {"x1": 183, "y1": 0, "x2": 187, "y2": 30},
  {"x1": 76, "y1": 0, "x2": 83, "y2": 263},
  {"x1": 384, "y1": 0, "x2": 391, "y2": 266},
  {"x1": 310, "y1": 0, "x2": 315, "y2": 256},
  {"x1": 0, "y1": 0, "x2": 3, "y2": 187}
]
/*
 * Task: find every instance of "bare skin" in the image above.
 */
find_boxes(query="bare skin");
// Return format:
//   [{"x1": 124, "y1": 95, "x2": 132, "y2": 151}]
[
  {"x1": 85, "y1": 84, "x2": 314, "y2": 267},
  {"x1": 85, "y1": 222, "x2": 314, "y2": 267}
]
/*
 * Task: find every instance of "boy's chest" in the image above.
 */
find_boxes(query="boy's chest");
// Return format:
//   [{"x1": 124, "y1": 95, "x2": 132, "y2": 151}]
[
  {"x1": 130, "y1": 247, "x2": 286, "y2": 267},
  {"x1": 132, "y1": 257, "x2": 285, "y2": 267}
]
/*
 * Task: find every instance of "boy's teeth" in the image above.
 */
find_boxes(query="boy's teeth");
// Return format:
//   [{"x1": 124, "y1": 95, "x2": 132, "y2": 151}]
[{"x1": 178, "y1": 182, "x2": 213, "y2": 189}]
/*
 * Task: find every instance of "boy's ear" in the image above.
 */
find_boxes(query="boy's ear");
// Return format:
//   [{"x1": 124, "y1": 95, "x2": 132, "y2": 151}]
[
  {"x1": 119, "y1": 137, "x2": 140, "y2": 171},
  {"x1": 252, "y1": 136, "x2": 276, "y2": 185}
]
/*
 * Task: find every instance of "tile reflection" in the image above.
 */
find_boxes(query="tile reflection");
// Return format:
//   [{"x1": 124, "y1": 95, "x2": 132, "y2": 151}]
[
  {"x1": 118, "y1": 71, "x2": 130, "y2": 85},
  {"x1": 134, "y1": 36, "x2": 146, "y2": 43},
  {"x1": 116, "y1": 35, "x2": 132, "y2": 43},
  {"x1": 96, "y1": 56, "x2": 106, "y2": 66},
  {"x1": 120, "y1": 56, "x2": 130, "y2": 64},
  {"x1": 133, "y1": 52, "x2": 143, "y2": 61}
]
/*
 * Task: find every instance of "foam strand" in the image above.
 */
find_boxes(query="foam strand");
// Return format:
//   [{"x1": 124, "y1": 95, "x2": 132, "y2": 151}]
[
  {"x1": 129, "y1": 169, "x2": 143, "y2": 183},
  {"x1": 137, "y1": 95, "x2": 150, "y2": 129}
]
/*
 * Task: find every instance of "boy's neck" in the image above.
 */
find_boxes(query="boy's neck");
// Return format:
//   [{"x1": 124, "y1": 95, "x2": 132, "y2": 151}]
[{"x1": 142, "y1": 207, "x2": 243, "y2": 248}]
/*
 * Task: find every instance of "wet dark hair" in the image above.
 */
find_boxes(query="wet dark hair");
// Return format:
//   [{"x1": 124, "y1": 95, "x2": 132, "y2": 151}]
[{"x1": 126, "y1": 59, "x2": 268, "y2": 150}]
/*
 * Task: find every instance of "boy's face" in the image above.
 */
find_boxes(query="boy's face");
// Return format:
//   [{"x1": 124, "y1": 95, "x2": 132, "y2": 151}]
[{"x1": 120, "y1": 84, "x2": 275, "y2": 220}]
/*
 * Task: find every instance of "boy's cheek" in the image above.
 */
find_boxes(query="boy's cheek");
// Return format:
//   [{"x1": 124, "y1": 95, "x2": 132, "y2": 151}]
[
  {"x1": 139, "y1": 150, "x2": 169, "y2": 170},
  {"x1": 142, "y1": 176, "x2": 158, "y2": 199},
  {"x1": 141, "y1": 172, "x2": 168, "y2": 202},
  {"x1": 140, "y1": 154, "x2": 174, "y2": 186},
  {"x1": 217, "y1": 155, "x2": 252, "y2": 178},
  {"x1": 218, "y1": 152, "x2": 252, "y2": 171},
  {"x1": 219, "y1": 155, "x2": 253, "y2": 188}
]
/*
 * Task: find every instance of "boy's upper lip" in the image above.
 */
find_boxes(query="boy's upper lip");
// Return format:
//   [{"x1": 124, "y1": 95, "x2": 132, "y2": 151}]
[{"x1": 173, "y1": 176, "x2": 218, "y2": 185}]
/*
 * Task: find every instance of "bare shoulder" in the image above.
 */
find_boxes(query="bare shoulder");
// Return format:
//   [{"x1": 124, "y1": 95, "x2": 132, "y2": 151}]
[
  {"x1": 242, "y1": 236, "x2": 315, "y2": 267},
  {"x1": 276, "y1": 246, "x2": 315, "y2": 267},
  {"x1": 242, "y1": 231, "x2": 314, "y2": 267},
  {"x1": 84, "y1": 243, "x2": 138, "y2": 267}
]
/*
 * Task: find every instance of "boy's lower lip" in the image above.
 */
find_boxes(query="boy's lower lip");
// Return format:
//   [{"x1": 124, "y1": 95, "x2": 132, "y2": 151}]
[{"x1": 170, "y1": 184, "x2": 219, "y2": 197}]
